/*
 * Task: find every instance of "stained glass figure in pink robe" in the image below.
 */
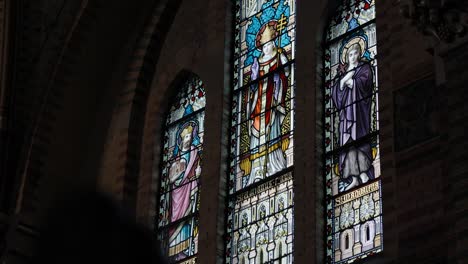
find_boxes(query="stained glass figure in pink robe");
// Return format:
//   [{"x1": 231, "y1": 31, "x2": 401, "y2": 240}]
[{"x1": 167, "y1": 121, "x2": 201, "y2": 260}]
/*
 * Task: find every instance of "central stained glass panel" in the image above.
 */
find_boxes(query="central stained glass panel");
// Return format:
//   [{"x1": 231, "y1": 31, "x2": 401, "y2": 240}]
[{"x1": 227, "y1": 0, "x2": 296, "y2": 263}]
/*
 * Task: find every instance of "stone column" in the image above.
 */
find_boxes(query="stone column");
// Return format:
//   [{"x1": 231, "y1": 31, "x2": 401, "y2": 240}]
[
  {"x1": 0, "y1": 0, "x2": 12, "y2": 212},
  {"x1": 438, "y1": 40, "x2": 468, "y2": 263}
]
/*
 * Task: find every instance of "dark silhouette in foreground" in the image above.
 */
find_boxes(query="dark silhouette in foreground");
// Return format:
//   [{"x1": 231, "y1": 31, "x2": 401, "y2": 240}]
[{"x1": 35, "y1": 191, "x2": 167, "y2": 263}]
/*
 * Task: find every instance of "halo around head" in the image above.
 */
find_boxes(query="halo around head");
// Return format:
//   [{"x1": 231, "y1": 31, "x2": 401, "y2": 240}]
[
  {"x1": 255, "y1": 21, "x2": 279, "y2": 50},
  {"x1": 340, "y1": 36, "x2": 367, "y2": 64},
  {"x1": 176, "y1": 120, "x2": 198, "y2": 147}
]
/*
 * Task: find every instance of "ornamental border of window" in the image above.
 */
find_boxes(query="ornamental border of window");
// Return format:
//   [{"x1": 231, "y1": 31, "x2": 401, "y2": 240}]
[
  {"x1": 155, "y1": 73, "x2": 206, "y2": 264},
  {"x1": 322, "y1": 1, "x2": 383, "y2": 263}
]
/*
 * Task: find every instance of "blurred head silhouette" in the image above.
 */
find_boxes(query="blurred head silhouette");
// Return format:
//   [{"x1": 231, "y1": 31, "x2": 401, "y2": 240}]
[{"x1": 35, "y1": 191, "x2": 167, "y2": 264}]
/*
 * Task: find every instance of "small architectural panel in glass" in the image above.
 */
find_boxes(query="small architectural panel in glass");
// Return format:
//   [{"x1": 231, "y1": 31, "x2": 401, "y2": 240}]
[{"x1": 226, "y1": 173, "x2": 294, "y2": 264}]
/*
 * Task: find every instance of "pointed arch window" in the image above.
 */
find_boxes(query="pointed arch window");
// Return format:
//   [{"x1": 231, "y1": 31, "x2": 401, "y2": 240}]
[
  {"x1": 157, "y1": 74, "x2": 206, "y2": 263},
  {"x1": 323, "y1": 1, "x2": 382, "y2": 263},
  {"x1": 226, "y1": 0, "x2": 296, "y2": 263}
]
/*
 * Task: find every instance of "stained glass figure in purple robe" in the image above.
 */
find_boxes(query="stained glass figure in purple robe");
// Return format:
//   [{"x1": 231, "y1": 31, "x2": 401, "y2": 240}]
[{"x1": 331, "y1": 36, "x2": 374, "y2": 192}]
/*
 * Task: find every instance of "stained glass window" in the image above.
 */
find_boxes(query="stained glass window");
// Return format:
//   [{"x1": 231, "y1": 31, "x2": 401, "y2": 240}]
[
  {"x1": 227, "y1": 0, "x2": 296, "y2": 263},
  {"x1": 323, "y1": 1, "x2": 383, "y2": 263},
  {"x1": 157, "y1": 75, "x2": 206, "y2": 264}
]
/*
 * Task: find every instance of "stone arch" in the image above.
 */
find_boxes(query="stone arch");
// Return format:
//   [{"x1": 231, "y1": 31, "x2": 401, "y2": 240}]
[
  {"x1": 97, "y1": 0, "x2": 185, "y2": 215},
  {"x1": 130, "y1": 1, "x2": 230, "y2": 263},
  {"x1": 2, "y1": 0, "x2": 162, "y2": 262}
]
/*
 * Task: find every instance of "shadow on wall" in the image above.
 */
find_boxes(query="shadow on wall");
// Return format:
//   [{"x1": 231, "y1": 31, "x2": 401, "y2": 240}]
[{"x1": 34, "y1": 191, "x2": 167, "y2": 264}]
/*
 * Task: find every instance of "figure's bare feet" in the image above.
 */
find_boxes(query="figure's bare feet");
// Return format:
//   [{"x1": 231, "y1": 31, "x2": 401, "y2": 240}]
[
  {"x1": 345, "y1": 176, "x2": 359, "y2": 191},
  {"x1": 359, "y1": 172, "x2": 369, "y2": 184}
]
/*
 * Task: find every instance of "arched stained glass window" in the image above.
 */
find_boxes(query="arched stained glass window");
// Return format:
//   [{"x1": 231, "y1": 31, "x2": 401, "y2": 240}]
[
  {"x1": 157, "y1": 74, "x2": 206, "y2": 263},
  {"x1": 323, "y1": 1, "x2": 382, "y2": 263},
  {"x1": 226, "y1": 0, "x2": 296, "y2": 263}
]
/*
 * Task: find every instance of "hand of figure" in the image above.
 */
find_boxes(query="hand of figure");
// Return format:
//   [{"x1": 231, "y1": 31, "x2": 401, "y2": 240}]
[
  {"x1": 340, "y1": 79, "x2": 346, "y2": 90},
  {"x1": 343, "y1": 70, "x2": 354, "y2": 82},
  {"x1": 340, "y1": 71, "x2": 355, "y2": 90},
  {"x1": 340, "y1": 78, "x2": 350, "y2": 90}
]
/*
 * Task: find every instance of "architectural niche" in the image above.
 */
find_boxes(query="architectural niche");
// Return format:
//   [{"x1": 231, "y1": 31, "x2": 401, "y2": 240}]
[{"x1": 393, "y1": 78, "x2": 439, "y2": 151}]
